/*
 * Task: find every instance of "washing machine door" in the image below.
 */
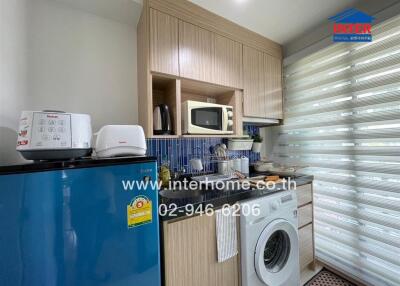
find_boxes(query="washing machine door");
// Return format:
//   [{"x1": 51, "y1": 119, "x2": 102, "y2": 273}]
[{"x1": 254, "y1": 218, "x2": 299, "y2": 286}]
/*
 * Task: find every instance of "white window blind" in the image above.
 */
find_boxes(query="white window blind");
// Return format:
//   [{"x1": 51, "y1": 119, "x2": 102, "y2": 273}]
[{"x1": 275, "y1": 14, "x2": 400, "y2": 286}]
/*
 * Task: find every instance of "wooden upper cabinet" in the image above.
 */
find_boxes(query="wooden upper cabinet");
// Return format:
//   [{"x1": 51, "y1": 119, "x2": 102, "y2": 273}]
[
  {"x1": 264, "y1": 53, "x2": 283, "y2": 119},
  {"x1": 179, "y1": 20, "x2": 215, "y2": 83},
  {"x1": 150, "y1": 9, "x2": 179, "y2": 76},
  {"x1": 213, "y1": 34, "x2": 242, "y2": 88},
  {"x1": 243, "y1": 45, "x2": 265, "y2": 118},
  {"x1": 243, "y1": 45, "x2": 283, "y2": 119}
]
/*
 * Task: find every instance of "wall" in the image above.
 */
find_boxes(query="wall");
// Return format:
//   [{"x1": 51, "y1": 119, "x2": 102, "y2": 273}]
[
  {"x1": 259, "y1": 127, "x2": 278, "y2": 160},
  {"x1": 0, "y1": 0, "x2": 263, "y2": 170},
  {"x1": 284, "y1": 0, "x2": 400, "y2": 65},
  {"x1": 0, "y1": 0, "x2": 140, "y2": 166},
  {"x1": 0, "y1": 0, "x2": 30, "y2": 165},
  {"x1": 147, "y1": 125, "x2": 261, "y2": 173},
  {"x1": 27, "y1": 0, "x2": 139, "y2": 131}
]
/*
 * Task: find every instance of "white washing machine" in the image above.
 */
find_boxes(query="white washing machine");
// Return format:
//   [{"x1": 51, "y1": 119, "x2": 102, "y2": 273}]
[{"x1": 240, "y1": 190, "x2": 300, "y2": 286}]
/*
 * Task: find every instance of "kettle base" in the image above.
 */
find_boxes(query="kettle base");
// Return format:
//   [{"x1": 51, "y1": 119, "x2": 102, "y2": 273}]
[{"x1": 154, "y1": 130, "x2": 173, "y2": 135}]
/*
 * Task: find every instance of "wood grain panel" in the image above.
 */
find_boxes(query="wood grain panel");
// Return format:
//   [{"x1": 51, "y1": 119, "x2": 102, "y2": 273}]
[
  {"x1": 164, "y1": 79, "x2": 181, "y2": 136},
  {"x1": 181, "y1": 78, "x2": 235, "y2": 96},
  {"x1": 297, "y1": 184, "x2": 313, "y2": 207},
  {"x1": 163, "y1": 214, "x2": 240, "y2": 286},
  {"x1": 299, "y1": 224, "x2": 314, "y2": 270},
  {"x1": 179, "y1": 20, "x2": 215, "y2": 83},
  {"x1": 298, "y1": 203, "x2": 313, "y2": 228},
  {"x1": 218, "y1": 90, "x2": 243, "y2": 136},
  {"x1": 137, "y1": 2, "x2": 153, "y2": 137},
  {"x1": 264, "y1": 53, "x2": 283, "y2": 119},
  {"x1": 214, "y1": 34, "x2": 242, "y2": 88},
  {"x1": 181, "y1": 134, "x2": 243, "y2": 138},
  {"x1": 243, "y1": 45, "x2": 265, "y2": 117},
  {"x1": 149, "y1": 0, "x2": 282, "y2": 58},
  {"x1": 234, "y1": 90, "x2": 243, "y2": 137},
  {"x1": 152, "y1": 78, "x2": 181, "y2": 136},
  {"x1": 181, "y1": 92, "x2": 216, "y2": 103},
  {"x1": 150, "y1": 9, "x2": 179, "y2": 75}
]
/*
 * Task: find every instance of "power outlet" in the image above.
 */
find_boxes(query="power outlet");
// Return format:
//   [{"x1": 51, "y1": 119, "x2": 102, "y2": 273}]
[{"x1": 206, "y1": 97, "x2": 216, "y2": 103}]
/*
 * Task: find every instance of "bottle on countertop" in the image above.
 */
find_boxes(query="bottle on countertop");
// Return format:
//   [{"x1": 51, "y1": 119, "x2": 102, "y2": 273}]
[
  {"x1": 159, "y1": 157, "x2": 171, "y2": 188},
  {"x1": 241, "y1": 156, "x2": 249, "y2": 175}
]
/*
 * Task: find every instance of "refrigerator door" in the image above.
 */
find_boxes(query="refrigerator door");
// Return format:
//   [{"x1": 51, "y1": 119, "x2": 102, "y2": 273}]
[{"x1": 0, "y1": 161, "x2": 160, "y2": 286}]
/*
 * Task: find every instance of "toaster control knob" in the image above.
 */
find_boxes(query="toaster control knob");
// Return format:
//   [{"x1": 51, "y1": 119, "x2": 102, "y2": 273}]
[
  {"x1": 227, "y1": 111, "x2": 233, "y2": 117},
  {"x1": 227, "y1": 120, "x2": 233, "y2": 127}
]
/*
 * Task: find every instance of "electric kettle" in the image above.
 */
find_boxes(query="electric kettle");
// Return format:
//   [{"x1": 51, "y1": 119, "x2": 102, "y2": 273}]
[{"x1": 153, "y1": 104, "x2": 172, "y2": 135}]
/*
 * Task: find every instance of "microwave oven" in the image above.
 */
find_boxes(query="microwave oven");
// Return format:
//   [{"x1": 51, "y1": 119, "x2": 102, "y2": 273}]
[{"x1": 182, "y1": 101, "x2": 234, "y2": 134}]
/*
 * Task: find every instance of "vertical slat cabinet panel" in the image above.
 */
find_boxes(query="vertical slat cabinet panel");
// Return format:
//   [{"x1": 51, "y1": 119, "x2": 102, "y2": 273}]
[
  {"x1": 137, "y1": 4, "x2": 152, "y2": 137},
  {"x1": 179, "y1": 20, "x2": 215, "y2": 83},
  {"x1": 214, "y1": 34, "x2": 243, "y2": 88},
  {"x1": 163, "y1": 214, "x2": 239, "y2": 286},
  {"x1": 297, "y1": 183, "x2": 315, "y2": 271},
  {"x1": 150, "y1": 9, "x2": 179, "y2": 76},
  {"x1": 299, "y1": 224, "x2": 314, "y2": 270},
  {"x1": 264, "y1": 53, "x2": 283, "y2": 119},
  {"x1": 243, "y1": 45, "x2": 265, "y2": 117}
]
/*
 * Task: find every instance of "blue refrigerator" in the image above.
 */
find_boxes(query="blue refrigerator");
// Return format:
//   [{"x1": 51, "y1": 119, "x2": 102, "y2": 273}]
[{"x1": 0, "y1": 157, "x2": 161, "y2": 286}]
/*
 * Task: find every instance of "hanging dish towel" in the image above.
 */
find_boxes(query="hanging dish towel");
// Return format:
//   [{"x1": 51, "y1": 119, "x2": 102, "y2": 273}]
[{"x1": 215, "y1": 206, "x2": 238, "y2": 263}]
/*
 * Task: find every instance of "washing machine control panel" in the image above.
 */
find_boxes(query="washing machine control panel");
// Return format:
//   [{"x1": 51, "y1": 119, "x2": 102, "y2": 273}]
[{"x1": 269, "y1": 200, "x2": 280, "y2": 211}]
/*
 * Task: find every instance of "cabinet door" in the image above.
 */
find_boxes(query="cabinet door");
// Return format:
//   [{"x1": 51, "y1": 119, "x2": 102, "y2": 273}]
[
  {"x1": 299, "y1": 224, "x2": 314, "y2": 270},
  {"x1": 243, "y1": 45, "x2": 265, "y2": 117},
  {"x1": 264, "y1": 53, "x2": 283, "y2": 119},
  {"x1": 163, "y1": 214, "x2": 239, "y2": 286},
  {"x1": 150, "y1": 9, "x2": 179, "y2": 76},
  {"x1": 179, "y1": 20, "x2": 214, "y2": 83},
  {"x1": 214, "y1": 34, "x2": 242, "y2": 88}
]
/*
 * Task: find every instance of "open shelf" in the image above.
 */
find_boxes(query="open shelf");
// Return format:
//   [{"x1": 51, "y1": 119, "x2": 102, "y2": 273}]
[
  {"x1": 180, "y1": 78, "x2": 243, "y2": 137},
  {"x1": 151, "y1": 75, "x2": 181, "y2": 137},
  {"x1": 147, "y1": 74, "x2": 243, "y2": 139}
]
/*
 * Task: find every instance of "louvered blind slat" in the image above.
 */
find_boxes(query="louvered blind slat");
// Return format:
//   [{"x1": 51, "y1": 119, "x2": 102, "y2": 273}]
[{"x1": 277, "y1": 14, "x2": 400, "y2": 286}]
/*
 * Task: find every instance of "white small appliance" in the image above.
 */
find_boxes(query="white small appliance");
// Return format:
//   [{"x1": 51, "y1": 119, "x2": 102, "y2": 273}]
[
  {"x1": 241, "y1": 190, "x2": 300, "y2": 286},
  {"x1": 241, "y1": 156, "x2": 249, "y2": 175},
  {"x1": 189, "y1": 158, "x2": 203, "y2": 172},
  {"x1": 228, "y1": 138, "x2": 254, "y2": 151},
  {"x1": 16, "y1": 110, "x2": 92, "y2": 160},
  {"x1": 94, "y1": 125, "x2": 146, "y2": 158},
  {"x1": 182, "y1": 100, "x2": 234, "y2": 135}
]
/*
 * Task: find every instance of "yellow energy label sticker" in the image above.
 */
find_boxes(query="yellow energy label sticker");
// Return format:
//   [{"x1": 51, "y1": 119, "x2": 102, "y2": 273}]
[{"x1": 127, "y1": 195, "x2": 152, "y2": 228}]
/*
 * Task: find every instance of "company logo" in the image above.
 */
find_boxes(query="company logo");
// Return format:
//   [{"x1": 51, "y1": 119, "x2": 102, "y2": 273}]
[{"x1": 329, "y1": 8, "x2": 375, "y2": 42}]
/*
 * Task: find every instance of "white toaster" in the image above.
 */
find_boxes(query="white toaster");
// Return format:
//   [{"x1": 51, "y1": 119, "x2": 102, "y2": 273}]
[
  {"x1": 94, "y1": 125, "x2": 147, "y2": 158},
  {"x1": 16, "y1": 110, "x2": 92, "y2": 160}
]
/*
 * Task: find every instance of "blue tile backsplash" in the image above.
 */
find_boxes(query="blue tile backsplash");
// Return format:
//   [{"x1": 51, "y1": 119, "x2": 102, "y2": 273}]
[{"x1": 146, "y1": 125, "x2": 261, "y2": 173}]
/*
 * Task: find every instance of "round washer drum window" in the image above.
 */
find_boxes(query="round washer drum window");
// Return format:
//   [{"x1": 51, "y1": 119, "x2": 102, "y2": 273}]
[{"x1": 263, "y1": 230, "x2": 291, "y2": 273}]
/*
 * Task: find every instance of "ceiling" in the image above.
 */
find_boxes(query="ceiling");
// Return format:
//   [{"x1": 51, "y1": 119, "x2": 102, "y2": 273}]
[
  {"x1": 52, "y1": 0, "x2": 143, "y2": 26},
  {"x1": 49, "y1": 0, "x2": 369, "y2": 46},
  {"x1": 190, "y1": 0, "x2": 359, "y2": 45}
]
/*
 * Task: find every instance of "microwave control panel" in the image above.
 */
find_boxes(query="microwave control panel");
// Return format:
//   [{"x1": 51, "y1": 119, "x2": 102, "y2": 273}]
[
  {"x1": 30, "y1": 112, "x2": 72, "y2": 148},
  {"x1": 227, "y1": 107, "x2": 233, "y2": 132}
]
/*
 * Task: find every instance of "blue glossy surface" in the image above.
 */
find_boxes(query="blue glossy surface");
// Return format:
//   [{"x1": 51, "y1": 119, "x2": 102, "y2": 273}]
[{"x1": 0, "y1": 162, "x2": 160, "y2": 286}]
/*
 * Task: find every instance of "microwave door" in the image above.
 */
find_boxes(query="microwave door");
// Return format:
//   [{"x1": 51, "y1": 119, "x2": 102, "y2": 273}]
[{"x1": 191, "y1": 108, "x2": 222, "y2": 131}]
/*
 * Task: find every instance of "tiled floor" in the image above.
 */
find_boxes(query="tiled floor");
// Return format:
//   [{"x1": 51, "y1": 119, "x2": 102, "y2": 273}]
[{"x1": 304, "y1": 269, "x2": 356, "y2": 286}]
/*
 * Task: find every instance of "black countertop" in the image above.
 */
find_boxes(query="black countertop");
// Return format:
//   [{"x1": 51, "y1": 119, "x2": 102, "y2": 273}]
[
  {"x1": 0, "y1": 156, "x2": 157, "y2": 175},
  {"x1": 159, "y1": 173, "x2": 314, "y2": 221}
]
